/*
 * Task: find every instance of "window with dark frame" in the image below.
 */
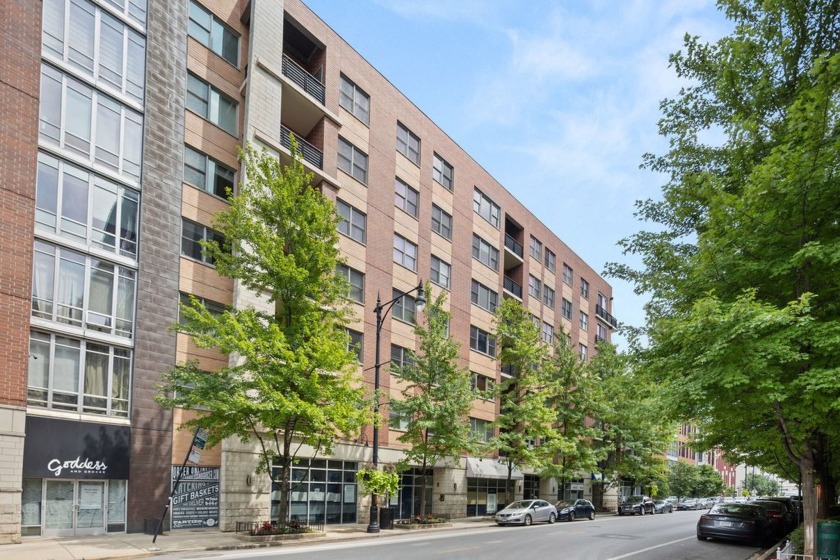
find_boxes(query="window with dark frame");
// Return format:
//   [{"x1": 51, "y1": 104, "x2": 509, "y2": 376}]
[
  {"x1": 188, "y1": 0, "x2": 239, "y2": 66},
  {"x1": 336, "y1": 199, "x2": 366, "y2": 244},
  {"x1": 470, "y1": 325, "x2": 496, "y2": 357},
  {"x1": 430, "y1": 255, "x2": 451, "y2": 289},
  {"x1": 339, "y1": 74, "x2": 370, "y2": 125},
  {"x1": 337, "y1": 136, "x2": 368, "y2": 183},
  {"x1": 336, "y1": 264, "x2": 365, "y2": 304},
  {"x1": 394, "y1": 177, "x2": 419, "y2": 218},
  {"x1": 471, "y1": 280, "x2": 498, "y2": 313},
  {"x1": 183, "y1": 145, "x2": 235, "y2": 199}
]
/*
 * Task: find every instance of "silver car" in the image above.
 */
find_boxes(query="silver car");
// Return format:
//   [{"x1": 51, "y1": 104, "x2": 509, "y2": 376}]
[{"x1": 495, "y1": 499, "x2": 557, "y2": 526}]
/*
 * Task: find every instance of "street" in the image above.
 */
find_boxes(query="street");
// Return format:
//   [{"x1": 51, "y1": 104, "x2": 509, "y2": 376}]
[{"x1": 155, "y1": 510, "x2": 767, "y2": 560}]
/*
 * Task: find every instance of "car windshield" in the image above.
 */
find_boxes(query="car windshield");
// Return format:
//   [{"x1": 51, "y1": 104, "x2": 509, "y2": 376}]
[
  {"x1": 625, "y1": 496, "x2": 643, "y2": 503},
  {"x1": 506, "y1": 500, "x2": 533, "y2": 510},
  {"x1": 755, "y1": 501, "x2": 783, "y2": 511},
  {"x1": 556, "y1": 500, "x2": 574, "y2": 508},
  {"x1": 710, "y1": 504, "x2": 757, "y2": 515}
]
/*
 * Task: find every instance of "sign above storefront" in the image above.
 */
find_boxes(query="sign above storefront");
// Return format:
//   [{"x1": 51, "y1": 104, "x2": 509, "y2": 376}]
[{"x1": 23, "y1": 416, "x2": 130, "y2": 479}]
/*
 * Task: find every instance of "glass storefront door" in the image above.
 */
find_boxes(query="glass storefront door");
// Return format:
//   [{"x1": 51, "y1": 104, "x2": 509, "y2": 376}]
[{"x1": 43, "y1": 480, "x2": 106, "y2": 536}]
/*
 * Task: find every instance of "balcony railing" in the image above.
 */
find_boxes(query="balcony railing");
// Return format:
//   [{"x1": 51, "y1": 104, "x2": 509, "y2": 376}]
[
  {"x1": 595, "y1": 304, "x2": 618, "y2": 328},
  {"x1": 504, "y1": 233, "x2": 523, "y2": 259},
  {"x1": 503, "y1": 276, "x2": 522, "y2": 298},
  {"x1": 282, "y1": 54, "x2": 325, "y2": 105},
  {"x1": 280, "y1": 125, "x2": 323, "y2": 170}
]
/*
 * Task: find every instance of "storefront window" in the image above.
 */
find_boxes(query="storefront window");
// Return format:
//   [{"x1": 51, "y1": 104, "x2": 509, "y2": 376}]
[
  {"x1": 467, "y1": 478, "x2": 510, "y2": 516},
  {"x1": 21, "y1": 478, "x2": 43, "y2": 534},
  {"x1": 271, "y1": 459, "x2": 358, "y2": 524}
]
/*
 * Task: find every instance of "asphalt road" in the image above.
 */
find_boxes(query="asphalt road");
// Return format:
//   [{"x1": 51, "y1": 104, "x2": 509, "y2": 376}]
[{"x1": 162, "y1": 510, "x2": 767, "y2": 560}]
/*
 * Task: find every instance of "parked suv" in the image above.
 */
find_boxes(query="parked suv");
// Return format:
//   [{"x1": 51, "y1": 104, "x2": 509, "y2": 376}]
[{"x1": 618, "y1": 495, "x2": 655, "y2": 516}]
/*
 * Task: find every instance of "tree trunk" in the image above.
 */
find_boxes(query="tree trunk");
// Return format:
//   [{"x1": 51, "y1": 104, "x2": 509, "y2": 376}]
[
  {"x1": 419, "y1": 460, "x2": 428, "y2": 518},
  {"x1": 506, "y1": 466, "x2": 514, "y2": 505},
  {"x1": 801, "y1": 457, "x2": 817, "y2": 556}
]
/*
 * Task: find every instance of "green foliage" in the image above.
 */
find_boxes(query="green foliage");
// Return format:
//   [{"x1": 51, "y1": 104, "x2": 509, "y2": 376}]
[
  {"x1": 356, "y1": 467, "x2": 400, "y2": 498},
  {"x1": 156, "y1": 144, "x2": 369, "y2": 525},
  {"x1": 745, "y1": 472, "x2": 781, "y2": 496},
  {"x1": 667, "y1": 461, "x2": 725, "y2": 498},
  {"x1": 389, "y1": 286, "x2": 475, "y2": 517}
]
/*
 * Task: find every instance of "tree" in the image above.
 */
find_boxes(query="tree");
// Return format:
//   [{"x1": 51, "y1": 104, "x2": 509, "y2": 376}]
[
  {"x1": 668, "y1": 461, "x2": 699, "y2": 500},
  {"x1": 745, "y1": 472, "x2": 781, "y2": 496},
  {"x1": 607, "y1": 1, "x2": 840, "y2": 553},
  {"x1": 492, "y1": 299, "x2": 556, "y2": 503},
  {"x1": 389, "y1": 286, "x2": 475, "y2": 518},
  {"x1": 156, "y1": 144, "x2": 369, "y2": 526}
]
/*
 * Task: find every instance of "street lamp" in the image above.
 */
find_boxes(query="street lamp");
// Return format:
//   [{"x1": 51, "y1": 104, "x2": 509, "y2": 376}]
[{"x1": 367, "y1": 280, "x2": 426, "y2": 533}]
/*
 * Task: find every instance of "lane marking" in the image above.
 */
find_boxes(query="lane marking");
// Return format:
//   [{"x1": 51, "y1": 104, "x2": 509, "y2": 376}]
[{"x1": 605, "y1": 535, "x2": 696, "y2": 559}]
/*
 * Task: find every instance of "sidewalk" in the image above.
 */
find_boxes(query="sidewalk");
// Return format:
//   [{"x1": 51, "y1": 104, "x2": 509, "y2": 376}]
[{"x1": 8, "y1": 518, "x2": 495, "y2": 560}]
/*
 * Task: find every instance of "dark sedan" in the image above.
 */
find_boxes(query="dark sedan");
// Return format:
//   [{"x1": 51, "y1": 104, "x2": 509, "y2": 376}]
[
  {"x1": 555, "y1": 499, "x2": 596, "y2": 522},
  {"x1": 697, "y1": 503, "x2": 773, "y2": 545},
  {"x1": 654, "y1": 499, "x2": 674, "y2": 514},
  {"x1": 753, "y1": 500, "x2": 794, "y2": 537}
]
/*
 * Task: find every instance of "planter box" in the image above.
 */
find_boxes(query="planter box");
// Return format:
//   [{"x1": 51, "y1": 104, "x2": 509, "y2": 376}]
[
  {"x1": 235, "y1": 532, "x2": 327, "y2": 543},
  {"x1": 393, "y1": 522, "x2": 453, "y2": 531}
]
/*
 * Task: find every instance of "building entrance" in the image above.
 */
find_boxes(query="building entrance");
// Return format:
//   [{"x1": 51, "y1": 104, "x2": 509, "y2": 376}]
[{"x1": 42, "y1": 480, "x2": 107, "y2": 536}]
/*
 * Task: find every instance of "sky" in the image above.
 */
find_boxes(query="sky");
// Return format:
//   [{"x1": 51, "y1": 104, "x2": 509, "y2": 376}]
[{"x1": 303, "y1": 0, "x2": 734, "y2": 348}]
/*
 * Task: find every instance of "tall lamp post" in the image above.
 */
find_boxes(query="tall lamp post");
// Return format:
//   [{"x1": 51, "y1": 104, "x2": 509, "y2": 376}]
[{"x1": 367, "y1": 280, "x2": 425, "y2": 533}]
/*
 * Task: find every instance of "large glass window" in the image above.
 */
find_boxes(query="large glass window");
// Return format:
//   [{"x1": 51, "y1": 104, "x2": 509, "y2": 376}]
[
  {"x1": 186, "y1": 72, "x2": 238, "y2": 135},
  {"x1": 432, "y1": 153, "x2": 453, "y2": 191},
  {"x1": 469, "y1": 325, "x2": 496, "y2": 357},
  {"x1": 471, "y1": 234, "x2": 499, "y2": 271},
  {"x1": 473, "y1": 188, "x2": 500, "y2": 228},
  {"x1": 390, "y1": 344, "x2": 413, "y2": 371},
  {"x1": 336, "y1": 199, "x2": 366, "y2": 244},
  {"x1": 336, "y1": 264, "x2": 364, "y2": 304},
  {"x1": 396, "y1": 122, "x2": 420, "y2": 165},
  {"x1": 272, "y1": 459, "x2": 358, "y2": 525},
  {"x1": 39, "y1": 65, "x2": 144, "y2": 180},
  {"x1": 35, "y1": 153, "x2": 139, "y2": 258},
  {"x1": 183, "y1": 145, "x2": 235, "y2": 199},
  {"x1": 561, "y1": 298, "x2": 573, "y2": 320},
  {"x1": 339, "y1": 74, "x2": 370, "y2": 125},
  {"x1": 470, "y1": 372, "x2": 495, "y2": 401},
  {"x1": 471, "y1": 280, "x2": 498, "y2": 313},
  {"x1": 541, "y1": 322, "x2": 554, "y2": 345},
  {"x1": 181, "y1": 218, "x2": 224, "y2": 266},
  {"x1": 41, "y1": 0, "x2": 147, "y2": 104},
  {"x1": 545, "y1": 249, "x2": 556, "y2": 272},
  {"x1": 394, "y1": 178, "x2": 419, "y2": 218},
  {"x1": 543, "y1": 286, "x2": 555, "y2": 309},
  {"x1": 28, "y1": 331, "x2": 131, "y2": 416},
  {"x1": 347, "y1": 329, "x2": 363, "y2": 362},
  {"x1": 530, "y1": 236, "x2": 542, "y2": 260},
  {"x1": 32, "y1": 241, "x2": 136, "y2": 338},
  {"x1": 431, "y1": 205, "x2": 452, "y2": 240},
  {"x1": 563, "y1": 264, "x2": 574, "y2": 286},
  {"x1": 189, "y1": 0, "x2": 239, "y2": 66},
  {"x1": 393, "y1": 234, "x2": 417, "y2": 271},
  {"x1": 580, "y1": 278, "x2": 590, "y2": 299},
  {"x1": 469, "y1": 417, "x2": 494, "y2": 443},
  {"x1": 337, "y1": 137, "x2": 368, "y2": 184}
]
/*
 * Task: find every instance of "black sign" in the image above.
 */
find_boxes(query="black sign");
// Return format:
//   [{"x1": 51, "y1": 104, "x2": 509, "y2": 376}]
[
  {"x1": 23, "y1": 416, "x2": 130, "y2": 479},
  {"x1": 171, "y1": 466, "x2": 220, "y2": 529}
]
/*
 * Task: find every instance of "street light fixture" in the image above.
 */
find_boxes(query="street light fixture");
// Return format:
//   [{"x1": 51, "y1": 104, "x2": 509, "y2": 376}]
[{"x1": 367, "y1": 280, "x2": 425, "y2": 533}]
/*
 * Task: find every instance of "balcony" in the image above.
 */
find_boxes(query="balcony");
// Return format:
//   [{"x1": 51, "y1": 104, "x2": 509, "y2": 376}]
[
  {"x1": 503, "y1": 276, "x2": 522, "y2": 299},
  {"x1": 282, "y1": 54, "x2": 325, "y2": 105},
  {"x1": 281, "y1": 125, "x2": 323, "y2": 170},
  {"x1": 503, "y1": 233, "x2": 524, "y2": 270},
  {"x1": 595, "y1": 304, "x2": 618, "y2": 329}
]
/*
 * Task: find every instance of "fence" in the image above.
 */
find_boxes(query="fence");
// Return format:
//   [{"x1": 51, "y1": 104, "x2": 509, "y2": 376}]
[
  {"x1": 775, "y1": 540, "x2": 814, "y2": 560},
  {"x1": 234, "y1": 516, "x2": 325, "y2": 535}
]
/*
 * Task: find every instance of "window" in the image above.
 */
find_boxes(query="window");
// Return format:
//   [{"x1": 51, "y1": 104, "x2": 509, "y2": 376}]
[
  {"x1": 337, "y1": 264, "x2": 365, "y2": 304},
  {"x1": 562, "y1": 263, "x2": 573, "y2": 286},
  {"x1": 544, "y1": 249, "x2": 556, "y2": 272},
  {"x1": 471, "y1": 280, "x2": 498, "y2": 313},
  {"x1": 337, "y1": 137, "x2": 368, "y2": 183},
  {"x1": 392, "y1": 289, "x2": 419, "y2": 323},
  {"x1": 336, "y1": 199, "x2": 366, "y2": 244},
  {"x1": 530, "y1": 236, "x2": 542, "y2": 260},
  {"x1": 580, "y1": 278, "x2": 590, "y2": 299},
  {"x1": 473, "y1": 188, "x2": 500, "y2": 228},
  {"x1": 429, "y1": 256, "x2": 451, "y2": 290},
  {"x1": 347, "y1": 329, "x2": 363, "y2": 361},
  {"x1": 579, "y1": 343, "x2": 588, "y2": 361},
  {"x1": 596, "y1": 323, "x2": 608, "y2": 342},
  {"x1": 189, "y1": 0, "x2": 239, "y2": 66},
  {"x1": 28, "y1": 330, "x2": 131, "y2": 416},
  {"x1": 542, "y1": 322, "x2": 554, "y2": 345},
  {"x1": 183, "y1": 145, "x2": 235, "y2": 199},
  {"x1": 530, "y1": 314, "x2": 541, "y2": 328},
  {"x1": 39, "y1": 64, "x2": 143, "y2": 179},
  {"x1": 394, "y1": 177, "x2": 419, "y2": 218},
  {"x1": 580, "y1": 311, "x2": 589, "y2": 332},
  {"x1": 393, "y1": 234, "x2": 418, "y2": 271},
  {"x1": 543, "y1": 286, "x2": 555, "y2": 309},
  {"x1": 431, "y1": 204, "x2": 452, "y2": 240},
  {"x1": 470, "y1": 373, "x2": 495, "y2": 401},
  {"x1": 339, "y1": 74, "x2": 370, "y2": 125},
  {"x1": 470, "y1": 325, "x2": 496, "y2": 357},
  {"x1": 528, "y1": 275, "x2": 541, "y2": 300},
  {"x1": 42, "y1": 0, "x2": 146, "y2": 103},
  {"x1": 32, "y1": 241, "x2": 137, "y2": 338},
  {"x1": 469, "y1": 417, "x2": 493, "y2": 443},
  {"x1": 396, "y1": 122, "x2": 420, "y2": 165},
  {"x1": 181, "y1": 218, "x2": 224, "y2": 266},
  {"x1": 561, "y1": 298, "x2": 573, "y2": 320},
  {"x1": 179, "y1": 292, "x2": 225, "y2": 323},
  {"x1": 388, "y1": 408, "x2": 410, "y2": 431},
  {"x1": 598, "y1": 292, "x2": 609, "y2": 309},
  {"x1": 390, "y1": 344, "x2": 413, "y2": 371},
  {"x1": 432, "y1": 153, "x2": 453, "y2": 190},
  {"x1": 472, "y1": 234, "x2": 499, "y2": 271},
  {"x1": 186, "y1": 72, "x2": 238, "y2": 135},
  {"x1": 35, "y1": 153, "x2": 139, "y2": 259}
]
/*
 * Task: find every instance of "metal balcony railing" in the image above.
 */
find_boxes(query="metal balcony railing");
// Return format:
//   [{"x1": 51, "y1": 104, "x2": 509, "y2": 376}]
[
  {"x1": 503, "y1": 276, "x2": 522, "y2": 298},
  {"x1": 595, "y1": 304, "x2": 618, "y2": 328},
  {"x1": 282, "y1": 54, "x2": 325, "y2": 105},
  {"x1": 504, "y1": 233, "x2": 523, "y2": 259},
  {"x1": 280, "y1": 125, "x2": 323, "y2": 169}
]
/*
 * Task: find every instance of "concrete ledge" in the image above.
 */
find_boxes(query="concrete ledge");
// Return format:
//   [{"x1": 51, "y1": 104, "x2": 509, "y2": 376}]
[
  {"x1": 393, "y1": 523, "x2": 454, "y2": 531},
  {"x1": 234, "y1": 532, "x2": 327, "y2": 543}
]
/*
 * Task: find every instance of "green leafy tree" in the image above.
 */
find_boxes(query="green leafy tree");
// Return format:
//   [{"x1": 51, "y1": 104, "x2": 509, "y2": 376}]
[
  {"x1": 389, "y1": 286, "x2": 475, "y2": 518},
  {"x1": 492, "y1": 299, "x2": 556, "y2": 503},
  {"x1": 607, "y1": 1, "x2": 840, "y2": 552},
  {"x1": 694, "y1": 464, "x2": 725, "y2": 498},
  {"x1": 667, "y1": 461, "x2": 698, "y2": 500},
  {"x1": 745, "y1": 472, "x2": 781, "y2": 496},
  {"x1": 156, "y1": 145, "x2": 369, "y2": 526}
]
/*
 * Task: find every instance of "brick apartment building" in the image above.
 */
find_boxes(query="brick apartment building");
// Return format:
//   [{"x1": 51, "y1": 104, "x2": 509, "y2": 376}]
[{"x1": 0, "y1": 0, "x2": 617, "y2": 543}]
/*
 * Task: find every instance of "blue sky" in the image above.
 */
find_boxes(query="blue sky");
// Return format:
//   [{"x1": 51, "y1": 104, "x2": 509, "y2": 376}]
[{"x1": 304, "y1": 0, "x2": 733, "y2": 348}]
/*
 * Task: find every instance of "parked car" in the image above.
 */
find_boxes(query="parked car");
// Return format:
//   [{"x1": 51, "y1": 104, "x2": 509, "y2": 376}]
[
  {"x1": 677, "y1": 498, "x2": 698, "y2": 511},
  {"x1": 759, "y1": 497, "x2": 799, "y2": 530},
  {"x1": 654, "y1": 500, "x2": 674, "y2": 514},
  {"x1": 555, "y1": 499, "x2": 596, "y2": 522},
  {"x1": 697, "y1": 503, "x2": 773, "y2": 545},
  {"x1": 495, "y1": 499, "x2": 557, "y2": 526},
  {"x1": 753, "y1": 499, "x2": 796, "y2": 537},
  {"x1": 618, "y1": 495, "x2": 655, "y2": 516}
]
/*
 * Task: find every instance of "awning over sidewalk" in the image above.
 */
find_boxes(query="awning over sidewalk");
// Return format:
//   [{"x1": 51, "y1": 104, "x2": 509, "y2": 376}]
[{"x1": 465, "y1": 458, "x2": 524, "y2": 480}]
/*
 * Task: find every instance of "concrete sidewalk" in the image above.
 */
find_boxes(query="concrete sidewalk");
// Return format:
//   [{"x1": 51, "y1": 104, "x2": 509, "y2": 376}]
[{"x1": 6, "y1": 518, "x2": 495, "y2": 560}]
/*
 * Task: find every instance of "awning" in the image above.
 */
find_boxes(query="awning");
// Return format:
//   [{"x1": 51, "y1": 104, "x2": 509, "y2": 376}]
[{"x1": 465, "y1": 458, "x2": 524, "y2": 480}]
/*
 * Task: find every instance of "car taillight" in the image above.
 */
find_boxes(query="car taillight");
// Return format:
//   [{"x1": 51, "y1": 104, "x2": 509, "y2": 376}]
[{"x1": 700, "y1": 515, "x2": 709, "y2": 522}]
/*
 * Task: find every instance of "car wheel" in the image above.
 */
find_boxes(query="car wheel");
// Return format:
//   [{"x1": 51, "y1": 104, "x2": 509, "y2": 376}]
[
  {"x1": 697, "y1": 534, "x2": 706, "y2": 541},
  {"x1": 497, "y1": 523, "x2": 505, "y2": 526},
  {"x1": 639, "y1": 507, "x2": 644, "y2": 516},
  {"x1": 548, "y1": 513, "x2": 556, "y2": 524},
  {"x1": 618, "y1": 511, "x2": 624, "y2": 516},
  {"x1": 524, "y1": 515, "x2": 532, "y2": 526},
  {"x1": 569, "y1": 512, "x2": 576, "y2": 522},
  {"x1": 589, "y1": 511, "x2": 595, "y2": 520}
]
